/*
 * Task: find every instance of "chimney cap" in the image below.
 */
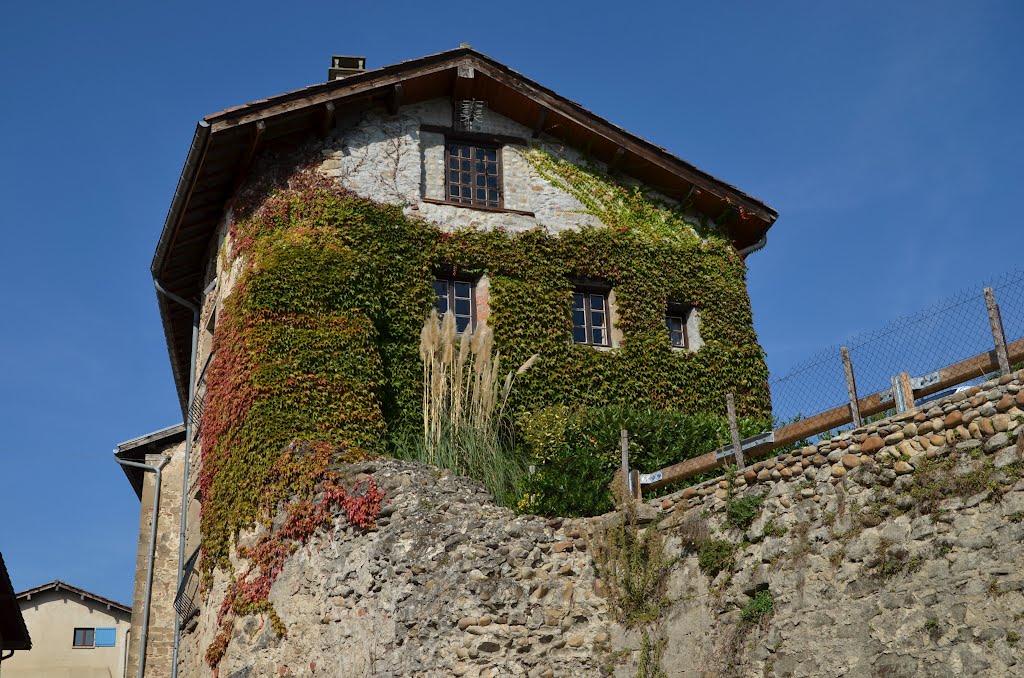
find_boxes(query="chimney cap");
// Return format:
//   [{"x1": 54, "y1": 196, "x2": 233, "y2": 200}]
[{"x1": 329, "y1": 55, "x2": 367, "y2": 81}]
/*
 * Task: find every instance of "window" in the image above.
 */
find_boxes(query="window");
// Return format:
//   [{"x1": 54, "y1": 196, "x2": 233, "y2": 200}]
[
  {"x1": 445, "y1": 140, "x2": 501, "y2": 208},
  {"x1": 665, "y1": 305, "x2": 690, "y2": 349},
  {"x1": 433, "y1": 278, "x2": 476, "y2": 332},
  {"x1": 666, "y1": 304, "x2": 702, "y2": 350},
  {"x1": 73, "y1": 628, "x2": 95, "y2": 648},
  {"x1": 573, "y1": 290, "x2": 610, "y2": 346}
]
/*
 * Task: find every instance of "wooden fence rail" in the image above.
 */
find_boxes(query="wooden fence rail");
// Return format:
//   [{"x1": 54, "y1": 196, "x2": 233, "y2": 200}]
[{"x1": 639, "y1": 336, "x2": 1024, "y2": 495}]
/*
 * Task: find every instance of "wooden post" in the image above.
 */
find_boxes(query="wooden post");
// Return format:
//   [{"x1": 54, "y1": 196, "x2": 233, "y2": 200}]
[
  {"x1": 726, "y1": 393, "x2": 745, "y2": 469},
  {"x1": 899, "y1": 372, "x2": 915, "y2": 410},
  {"x1": 984, "y1": 287, "x2": 1011, "y2": 375},
  {"x1": 630, "y1": 469, "x2": 642, "y2": 501},
  {"x1": 620, "y1": 429, "x2": 631, "y2": 497},
  {"x1": 840, "y1": 346, "x2": 862, "y2": 428}
]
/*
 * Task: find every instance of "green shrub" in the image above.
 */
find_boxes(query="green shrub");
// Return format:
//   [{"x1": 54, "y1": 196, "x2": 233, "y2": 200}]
[
  {"x1": 520, "y1": 405, "x2": 769, "y2": 516},
  {"x1": 697, "y1": 539, "x2": 737, "y2": 577},
  {"x1": 740, "y1": 590, "x2": 774, "y2": 625},
  {"x1": 725, "y1": 495, "x2": 764, "y2": 530}
]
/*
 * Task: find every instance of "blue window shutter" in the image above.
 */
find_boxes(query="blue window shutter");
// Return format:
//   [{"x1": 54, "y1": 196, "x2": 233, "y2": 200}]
[{"x1": 94, "y1": 628, "x2": 116, "y2": 647}]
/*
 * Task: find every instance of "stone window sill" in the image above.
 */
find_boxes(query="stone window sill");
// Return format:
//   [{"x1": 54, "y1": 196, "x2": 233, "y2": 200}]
[{"x1": 420, "y1": 197, "x2": 535, "y2": 217}]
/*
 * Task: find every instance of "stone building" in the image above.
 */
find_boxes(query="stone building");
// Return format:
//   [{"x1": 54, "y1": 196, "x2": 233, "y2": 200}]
[
  {"x1": 122, "y1": 48, "x2": 778, "y2": 677},
  {"x1": 2, "y1": 580, "x2": 131, "y2": 678}
]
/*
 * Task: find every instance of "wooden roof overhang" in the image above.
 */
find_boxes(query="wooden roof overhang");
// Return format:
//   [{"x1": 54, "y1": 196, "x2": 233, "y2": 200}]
[
  {"x1": 0, "y1": 553, "x2": 30, "y2": 653},
  {"x1": 152, "y1": 47, "x2": 778, "y2": 410}
]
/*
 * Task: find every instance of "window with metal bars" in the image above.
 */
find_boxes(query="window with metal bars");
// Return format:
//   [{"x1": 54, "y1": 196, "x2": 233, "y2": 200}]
[
  {"x1": 433, "y1": 278, "x2": 476, "y2": 332},
  {"x1": 445, "y1": 140, "x2": 501, "y2": 208},
  {"x1": 572, "y1": 290, "x2": 610, "y2": 346}
]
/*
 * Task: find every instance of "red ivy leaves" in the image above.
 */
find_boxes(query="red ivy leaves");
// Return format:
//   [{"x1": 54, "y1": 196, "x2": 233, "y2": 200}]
[{"x1": 206, "y1": 476, "x2": 385, "y2": 668}]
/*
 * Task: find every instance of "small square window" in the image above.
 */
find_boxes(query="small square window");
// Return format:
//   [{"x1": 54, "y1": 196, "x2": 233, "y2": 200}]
[
  {"x1": 73, "y1": 628, "x2": 95, "y2": 648},
  {"x1": 572, "y1": 289, "x2": 610, "y2": 347},
  {"x1": 433, "y1": 278, "x2": 476, "y2": 332},
  {"x1": 445, "y1": 141, "x2": 501, "y2": 208}
]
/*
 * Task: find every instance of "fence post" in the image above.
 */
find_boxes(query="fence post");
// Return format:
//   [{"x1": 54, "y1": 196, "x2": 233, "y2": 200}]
[
  {"x1": 726, "y1": 393, "x2": 745, "y2": 470},
  {"x1": 620, "y1": 429, "x2": 632, "y2": 498},
  {"x1": 840, "y1": 346, "x2": 862, "y2": 428},
  {"x1": 984, "y1": 287, "x2": 1011, "y2": 375},
  {"x1": 900, "y1": 372, "x2": 915, "y2": 410}
]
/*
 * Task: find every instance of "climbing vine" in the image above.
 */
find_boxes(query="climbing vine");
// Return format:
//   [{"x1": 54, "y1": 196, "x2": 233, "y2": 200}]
[{"x1": 197, "y1": 139, "x2": 771, "y2": 664}]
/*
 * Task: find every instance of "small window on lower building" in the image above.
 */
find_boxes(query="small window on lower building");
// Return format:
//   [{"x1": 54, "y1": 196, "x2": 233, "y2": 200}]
[
  {"x1": 572, "y1": 289, "x2": 610, "y2": 346},
  {"x1": 433, "y1": 278, "x2": 476, "y2": 333},
  {"x1": 73, "y1": 627, "x2": 95, "y2": 648}
]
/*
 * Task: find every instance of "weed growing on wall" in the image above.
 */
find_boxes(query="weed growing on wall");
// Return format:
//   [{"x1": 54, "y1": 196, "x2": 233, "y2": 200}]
[{"x1": 591, "y1": 474, "x2": 672, "y2": 625}]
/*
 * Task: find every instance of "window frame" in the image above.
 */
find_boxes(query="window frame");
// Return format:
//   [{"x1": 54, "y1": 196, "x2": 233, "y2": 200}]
[
  {"x1": 665, "y1": 303, "x2": 692, "y2": 350},
  {"x1": 73, "y1": 627, "x2": 95, "y2": 649},
  {"x1": 572, "y1": 286, "x2": 612, "y2": 347},
  {"x1": 432, "y1": 275, "x2": 478, "y2": 333},
  {"x1": 443, "y1": 138, "x2": 503, "y2": 209}
]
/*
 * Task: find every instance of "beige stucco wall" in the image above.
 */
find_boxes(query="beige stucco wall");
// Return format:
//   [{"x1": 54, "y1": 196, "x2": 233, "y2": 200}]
[
  {"x1": 124, "y1": 442, "x2": 187, "y2": 678},
  {"x1": 4, "y1": 591, "x2": 131, "y2": 678}
]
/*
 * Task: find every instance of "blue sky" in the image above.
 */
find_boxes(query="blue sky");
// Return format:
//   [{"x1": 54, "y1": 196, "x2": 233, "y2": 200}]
[{"x1": 1, "y1": 1, "x2": 1021, "y2": 604}]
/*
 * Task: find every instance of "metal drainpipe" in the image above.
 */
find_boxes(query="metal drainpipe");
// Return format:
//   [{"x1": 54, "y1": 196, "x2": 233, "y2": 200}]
[
  {"x1": 738, "y1": 233, "x2": 768, "y2": 258},
  {"x1": 153, "y1": 277, "x2": 202, "y2": 678},
  {"x1": 113, "y1": 455, "x2": 170, "y2": 678}
]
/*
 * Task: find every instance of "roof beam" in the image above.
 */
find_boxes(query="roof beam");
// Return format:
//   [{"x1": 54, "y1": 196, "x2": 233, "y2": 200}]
[
  {"x1": 387, "y1": 83, "x2": 404, "y2": 116},
  {"x1": 319, "y1": 101, "x2": 336, "y2": 138},
  {"x1": 531, "y1": 107, "x2": 549, "y2": 138},
  {"x1": 232, "y1": 121, "x2": 265, "y2": 192},
  {"x1": 608, "y1": 146, "x2": 626, "y2": 173}
]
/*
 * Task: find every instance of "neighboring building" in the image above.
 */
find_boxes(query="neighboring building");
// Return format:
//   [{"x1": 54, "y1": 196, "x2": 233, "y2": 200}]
[
  {"x1": 122, "y1": 48, "x2": 779, "y2": 677},
  {"x1": 2, "y1": 580, "x2": 130, "y2": 678},
  {"x1": 0, "y1": 553, "x2": 31, "y2": 668}
]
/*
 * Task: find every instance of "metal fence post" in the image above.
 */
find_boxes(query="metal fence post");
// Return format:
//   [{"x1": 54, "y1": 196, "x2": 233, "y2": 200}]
[
  {"x1": 984, "y1": 287, "x2": 1011, "y2": 375},
  {"x1": 840, "y1": 346, "x2": 862, "y2": 428},
  {"x1": 726, "y1": 393, "x2": 745, "y2": 469}
]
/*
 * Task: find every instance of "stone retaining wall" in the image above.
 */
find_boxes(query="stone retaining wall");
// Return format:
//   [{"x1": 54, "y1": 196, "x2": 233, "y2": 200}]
[{"x1": 177, "y1": 374, "x2": 1024, "y2": 677}]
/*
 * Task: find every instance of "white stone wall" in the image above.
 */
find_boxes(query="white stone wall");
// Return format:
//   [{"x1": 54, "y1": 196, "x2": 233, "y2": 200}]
[{"x1": 316, "y1": 98, "x2": 710, "y2": 237}]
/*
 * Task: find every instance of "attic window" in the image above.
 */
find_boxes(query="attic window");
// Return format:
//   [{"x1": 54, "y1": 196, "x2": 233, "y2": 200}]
[{"x1": 445, "y1": 141, "x2": 501, "y2": 209}]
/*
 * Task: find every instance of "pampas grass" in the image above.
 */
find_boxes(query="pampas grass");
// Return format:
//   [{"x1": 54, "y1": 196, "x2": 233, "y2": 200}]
[{"x1": 403, "y1": 310, "x2": 537, "y2": 506}]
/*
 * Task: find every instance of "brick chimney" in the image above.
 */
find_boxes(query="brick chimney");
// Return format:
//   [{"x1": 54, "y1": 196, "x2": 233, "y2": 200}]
[{"x1": 328, "y1": 56, "x2": 366, "y2": 81}]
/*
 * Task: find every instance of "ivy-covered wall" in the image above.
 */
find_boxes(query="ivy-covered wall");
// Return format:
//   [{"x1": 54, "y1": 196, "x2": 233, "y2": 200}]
[{"x1": 198, "y1": 141, "x2": 770, "y2": 564}]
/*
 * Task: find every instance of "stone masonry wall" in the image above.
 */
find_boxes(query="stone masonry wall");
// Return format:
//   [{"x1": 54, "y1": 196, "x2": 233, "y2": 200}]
[
  {"x1": 175, "y1": 373, "x2": 1024, "y2": 677},
  {"x1": 126, "y1": 442, "x2": 185, "y2": 678}
]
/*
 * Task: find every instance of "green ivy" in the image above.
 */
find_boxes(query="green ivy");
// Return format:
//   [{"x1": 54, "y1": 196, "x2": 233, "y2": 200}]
[{"x1": 200, "y1": 147, "x2": 771, "y2": 566}]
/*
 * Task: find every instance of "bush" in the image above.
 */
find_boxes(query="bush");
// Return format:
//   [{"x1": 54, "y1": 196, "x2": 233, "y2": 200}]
[
  {"x1": 520, "y1": 405, "x2": 770, "y2": 516},
  {"x1": 740, "y1": 590, "x2": 774, "y2": 625},
  {"x1": 725, "y1": 495, "x2": 764, "y2": 530},
  {"x1": 698, "y1": 539, "x2": 737, "y2": 577}
]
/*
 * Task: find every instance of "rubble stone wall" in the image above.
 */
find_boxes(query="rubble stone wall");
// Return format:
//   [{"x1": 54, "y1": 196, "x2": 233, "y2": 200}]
[{"x1": 177, "y1": 374, "x2": 1024, "y2": 678}]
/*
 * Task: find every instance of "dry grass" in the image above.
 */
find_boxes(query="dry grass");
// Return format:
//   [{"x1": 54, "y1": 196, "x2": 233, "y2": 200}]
[{"x1": 407, "y1": 310, "x2": 537, "y2": 505}]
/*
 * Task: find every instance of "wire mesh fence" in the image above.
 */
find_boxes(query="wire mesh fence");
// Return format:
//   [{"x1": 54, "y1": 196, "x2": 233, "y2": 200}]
[{"x1": 769, "y1": 267, "x2": 1024, "y2": 427}]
